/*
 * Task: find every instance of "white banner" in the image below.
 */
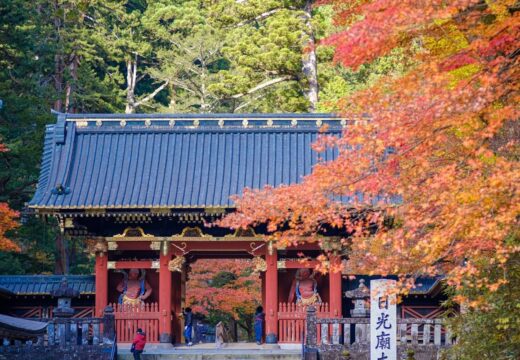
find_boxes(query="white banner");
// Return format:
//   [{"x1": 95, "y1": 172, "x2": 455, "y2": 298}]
[{"x1": 370, "y1": 279, "x2": 397, "y2": 360}]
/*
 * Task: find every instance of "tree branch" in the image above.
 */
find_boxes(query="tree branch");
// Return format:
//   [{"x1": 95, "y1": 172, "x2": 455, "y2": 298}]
[
  {"x1": 236, "y1": 8, "x2": 288, "y2": 27},
  {"x1": 231, "y1": 75, "x2": 295, "y2": 99},
  {"x1": 134, "y1": 80, "x2": 170, "y2": 107}
]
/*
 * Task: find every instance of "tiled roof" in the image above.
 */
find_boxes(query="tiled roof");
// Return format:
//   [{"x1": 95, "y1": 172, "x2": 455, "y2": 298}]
[
  {"x1": 0, "y1": 275, "x2": 95, "y2": 295},
  {"x1": 0, "y1": 314, "x2": 48, "y2": 334},
  {"x1": 344, "y1": 276, "x2": 443, "y2": 296},
  {"x1": 29, "y1": 113, "x2": 346, "y2": 210}
]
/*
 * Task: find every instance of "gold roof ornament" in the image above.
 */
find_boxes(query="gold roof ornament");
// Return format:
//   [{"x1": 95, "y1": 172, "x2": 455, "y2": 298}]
[
  {"x1": 87, "y1": 238, "x2": 107, "y2": 256},
  {"x1": 176, "y1": 227, "x2": 209, "y2": 238},
  {"x1": 114, "y1": 226, "x2": 154, "y2": 238},
  {"x1": 168, "y1": 256, "x2": 185, "y2": 272},
  {"x1": 252, "y1": 256, "x2": 267, "y2": 273},
  {"x1": 224, "y1": 227, "x2": 257, "y2": 238}
]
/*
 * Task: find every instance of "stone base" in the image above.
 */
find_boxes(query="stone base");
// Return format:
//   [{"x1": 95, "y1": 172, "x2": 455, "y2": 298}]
[
  {"x1": 159, "y1": 333, "x2": 172, "y2": 343},
  {"x1": 265, "y1": 333, "x2": 277, "y2": 344},
  {"x1": 0, "y1": 344, "x2": 113, "y2": 360}
]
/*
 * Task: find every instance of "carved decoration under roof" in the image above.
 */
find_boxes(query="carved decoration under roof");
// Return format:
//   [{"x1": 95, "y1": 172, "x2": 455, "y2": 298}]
[
  {"x1": 87, "y1": 238, "x2": 107, "y2": 255},
  {"x1": 168, "y1": 256, "x2": 185, "y2": 272},
  {"x1": 252, "y1": 256, "x2": 267, "y2": 273},
  {"x1": 114, "y1": 227, "x2": 154, "y2": 238},
  {"x1": 150, "y1": 241, "x2": 162, "y2": 251},
  {"x1": 174, "y1": 227, "x2": 209, "y2": 238},
  {"x1": 225, "y1": 227, "x2": 257, "y2": 238}
]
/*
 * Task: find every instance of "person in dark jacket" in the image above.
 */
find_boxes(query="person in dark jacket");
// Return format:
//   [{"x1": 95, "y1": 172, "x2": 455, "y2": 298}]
[
  {"x1": 131, "y1": 328, "x2": 146, "y2": 360},
  {"x1": 183, "y1": 307, "x2": 193, "y2": 346},
  {"x1": 254, "y1": 306, "x2": 265, "y2": 345}
]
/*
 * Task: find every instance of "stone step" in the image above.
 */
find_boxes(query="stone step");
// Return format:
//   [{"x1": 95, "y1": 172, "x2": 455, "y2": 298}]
[
  {"x1": 118, "y1": 350, "x2": 301, "y2": 360},
  {"x1": 117, "y1": 344, "x2": 302, "y2": 360}
]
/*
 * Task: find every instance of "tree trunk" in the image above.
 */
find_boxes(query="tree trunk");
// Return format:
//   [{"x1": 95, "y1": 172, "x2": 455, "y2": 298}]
[
  {"x1": 168, "y1": 83, "x2": 176, "y2": 111},
  {"x1": 65, "y1": 54, "x2": 79, "y2": 113},
  {"x1": 53, "y1": 1, "x2": 63, "y2": 112},
  {"x1": 54, "y1": 233, "x2": 67, "y2": 275},
  {"x1": 125, "y1": 57, "x2": 137, "y2": 114},
  {"x1": 302, "y1": 0, "x2": 319, "y2": 112},
  {"x1": 229, "y1": 318, "x2": 238, "y2": 342}
]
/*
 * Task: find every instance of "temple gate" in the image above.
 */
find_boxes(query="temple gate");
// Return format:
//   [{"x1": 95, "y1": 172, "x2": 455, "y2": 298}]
[
  {"x1": 91, "y1": 230, "x2": 343, "y2": 343},
  {"x1": 28, "y1": 113, "x2": 347, "y2": 344},
  {"x1": 26, "y1": 113, "x2": 444, "y2": 345}
]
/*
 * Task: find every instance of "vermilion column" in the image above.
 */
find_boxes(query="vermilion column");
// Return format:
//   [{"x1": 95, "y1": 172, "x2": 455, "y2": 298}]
[
  {"x1": 265, "y1": 247, "x2": 278, "y2": 343},
  {"x1": 329, "y1": 255, "x2": 343, "y2": 318},
  {"x1": 159, "y1": 243, "x2": 173, "y2": 343},
  {"x1": 95, "y1": 252, "x2": 108, "y2": 317}
]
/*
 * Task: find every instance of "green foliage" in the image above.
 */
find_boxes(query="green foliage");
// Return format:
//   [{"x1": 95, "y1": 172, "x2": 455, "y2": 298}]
[
  {"x1": 211, "y1": 271, "x2": 238, "y2": 288},
  {"x1": 317, "y1": 48, "x2": 415, "y2": 112},
  {"x1": 446, "y1": 234, "x2": 520, "y2": 360},
  {"x1": 0, "y1": 218, "x2": 56, "y2": 274}
]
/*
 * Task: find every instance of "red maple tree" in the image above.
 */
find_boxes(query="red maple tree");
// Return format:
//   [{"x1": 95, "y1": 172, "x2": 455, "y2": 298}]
[
  {"x1": 0, "y1": 143, "x2": 19, "y2": 251},
  {"x1": 186, "y1": 259, "x2": 261, "y2": 338},
  {"x1": 222, "y1": 0, "x2": 519, "y2": 306}
]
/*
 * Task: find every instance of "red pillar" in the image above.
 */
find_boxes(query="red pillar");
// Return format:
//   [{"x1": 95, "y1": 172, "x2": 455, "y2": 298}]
[
  {"x1": 95, "y1": 252, "x2": 108, "y2": 317},
  {"x1": 159, "y1": 244, "x2": 173, "y2": 343},
  {"x1": 329, "y1": 255, "x2": 342, "y2": 318},
  {"x1": 172, "y1": 271, "x2": 182, "y2": 344},
  {"x1": 261, "y1": 272, "x2": 266, "y2": 312},
  {"x1": 265, "y1": 248, "x2": 278, "y2": 342}
]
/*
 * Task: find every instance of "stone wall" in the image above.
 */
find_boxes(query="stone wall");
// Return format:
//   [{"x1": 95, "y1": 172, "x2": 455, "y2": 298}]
[
  {"x1": 0, "y1": 344, "x2": 114, "y2": 360},
  {"x1": 306, "y1": 344, "x2": 447, "y2": 360}
]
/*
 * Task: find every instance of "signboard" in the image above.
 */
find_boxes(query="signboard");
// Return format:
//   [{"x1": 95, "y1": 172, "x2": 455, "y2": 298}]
[{"x1": 370, "y1": 279, "x2": 397, "y2": 360}]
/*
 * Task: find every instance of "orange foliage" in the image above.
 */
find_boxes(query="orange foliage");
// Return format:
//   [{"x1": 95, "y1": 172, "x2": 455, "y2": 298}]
[
  {"x1": 0, "y1": 142, "x2": 19, "y2": 251},
  {"x1": 186, "y1": 259, "x2": 261, "y2": 319},
  {"x1": 222, "y1": 0, "x2": 519, "y2": 305},
  {"x1": 0, "y1": 203, "x2": 19, "y2": 251}
]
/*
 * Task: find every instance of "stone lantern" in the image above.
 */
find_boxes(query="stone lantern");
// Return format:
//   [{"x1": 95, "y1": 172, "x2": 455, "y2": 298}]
[
  {"x1": 50, "y1": 277, "x2": 80, "y2": 318},
  {"x1": 344, "y1": 278, "x2": 370, "y2": 317}
]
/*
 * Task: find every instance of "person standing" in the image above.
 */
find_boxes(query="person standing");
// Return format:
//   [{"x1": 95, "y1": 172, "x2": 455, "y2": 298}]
[
  {"x1": 131, "y1": 328, "x2": 146, "y2": 360},
  {"x1": 183, "y1": 307, "x2": 193, "y2": 346},
  {"x1": 254, "y1": 306, "x2": 265, "y2": 345}
]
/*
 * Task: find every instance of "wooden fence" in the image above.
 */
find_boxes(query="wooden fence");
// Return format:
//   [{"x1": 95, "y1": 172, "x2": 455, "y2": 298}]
[
  {"x1": 110, "y1": 302, "x2": 161, "y2": 343},
  {"x1": 277, "y1": 302, "x2": 330, "y2": 344},
  {"x1": 9, "y1": 306, "x2": 94, "y2": 319}
]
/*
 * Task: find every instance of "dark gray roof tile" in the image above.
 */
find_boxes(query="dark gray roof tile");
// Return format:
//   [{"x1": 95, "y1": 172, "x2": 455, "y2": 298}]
[
  {"x1": 0, "y1": 275, "x2": 95, "y2": 295},
  {"x1": 29, "y1": 113, "x2": 344, "y2": 209}
]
